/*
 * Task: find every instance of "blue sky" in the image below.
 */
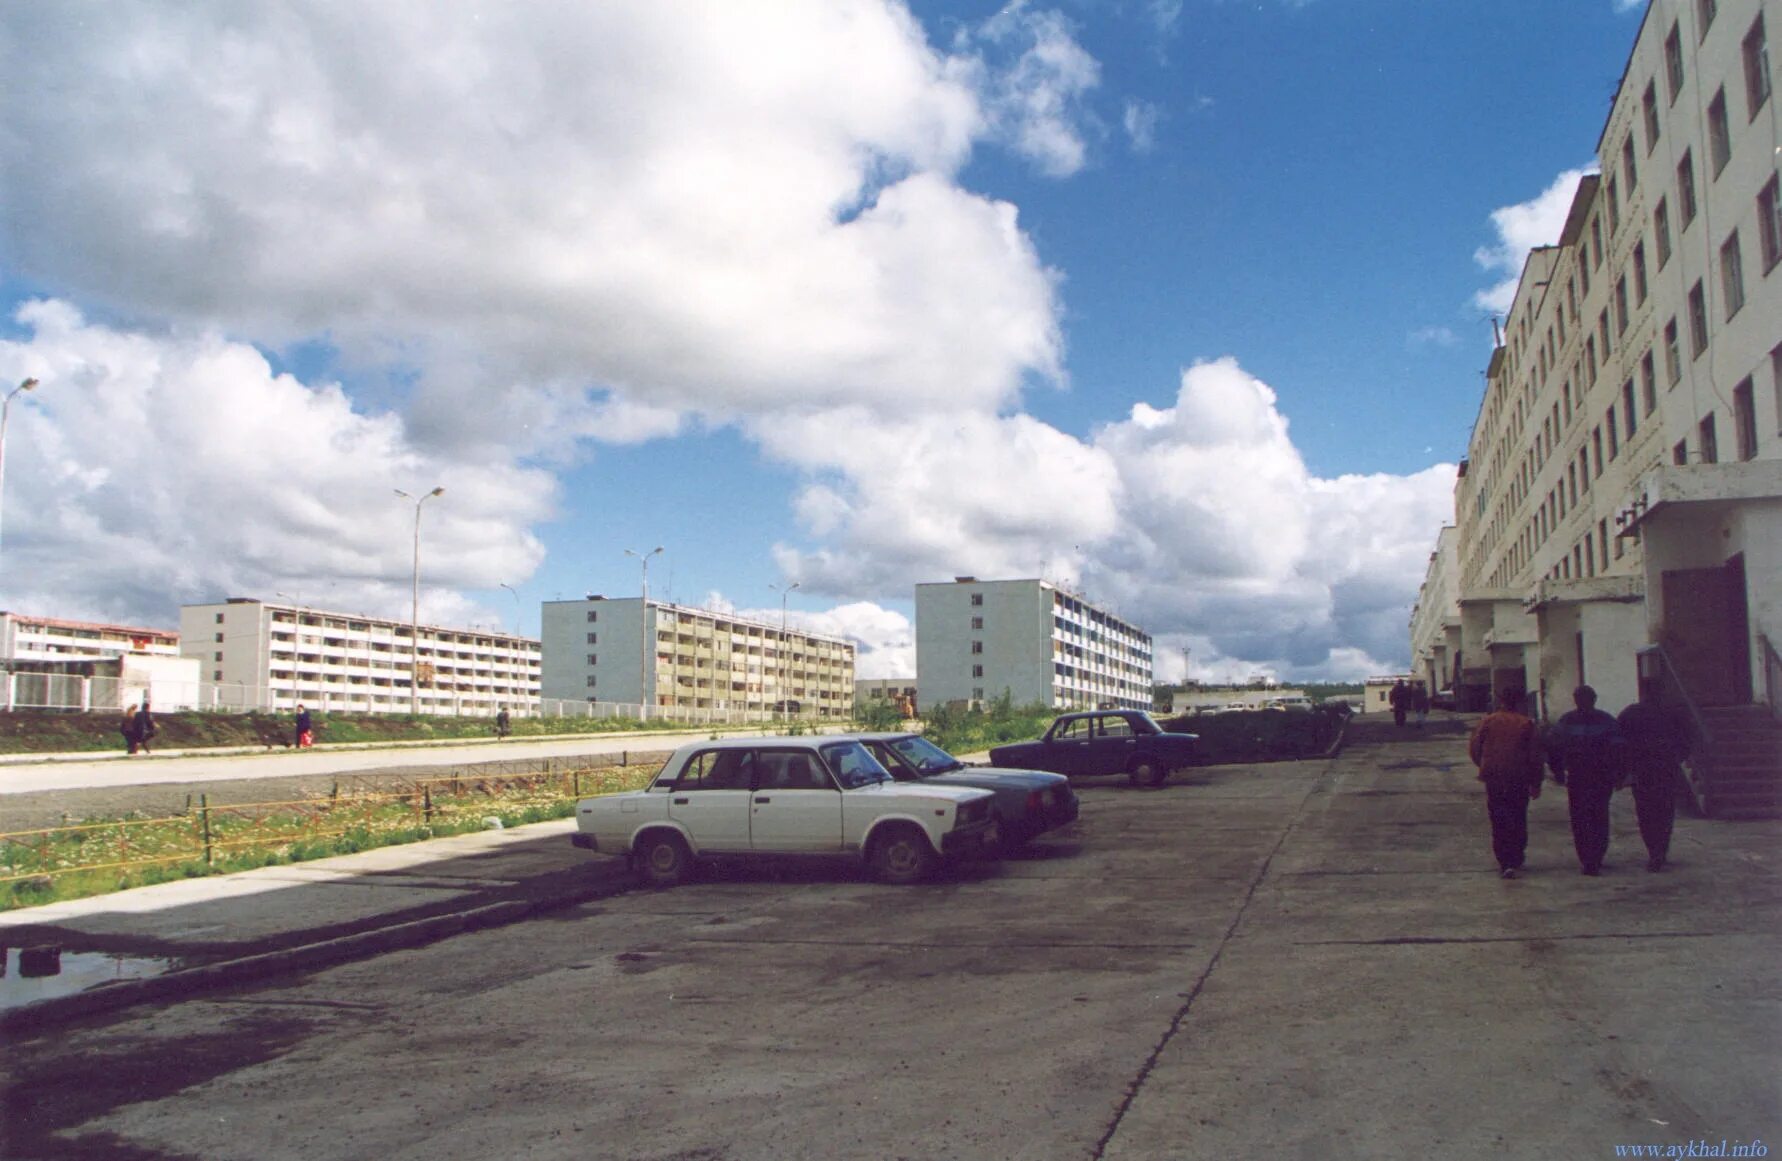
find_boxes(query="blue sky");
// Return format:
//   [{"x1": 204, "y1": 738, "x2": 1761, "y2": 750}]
[{"x1": 0, "y1": 0, "x2": 1645, "y2": 681}]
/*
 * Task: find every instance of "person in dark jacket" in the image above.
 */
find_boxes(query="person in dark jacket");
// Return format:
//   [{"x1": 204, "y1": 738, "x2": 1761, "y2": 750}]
[
  {"x1": 1616, "y1": 686, "x2": 1692, "y2": 872},
  {"x1": 1389, "y1": 679, "x2": 1410, "y2": 727},
  {"x1": 121, "y1": 704, "x2": 140, "y2": 754},
  {"x1": 294, "y1": 704, "x2": 312, "y2": 749},
  {"x1": 1546, "y1": 684, "x2": 1623, "y2": 875},
  {"x1": 132, "y1": 699, "x2": 156, "y2": 755},
  {"x1": 1469, "y1": 687, "x2": 1544, "y2": 878}
]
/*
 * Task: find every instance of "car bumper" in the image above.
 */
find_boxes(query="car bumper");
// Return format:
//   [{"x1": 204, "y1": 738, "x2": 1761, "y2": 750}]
[
  {"x1": 941, "y1": 818, "x2": 995, "y2": 857},
  {"x1": 569, "y1": 832, "x2": 598, "y2": 851}
]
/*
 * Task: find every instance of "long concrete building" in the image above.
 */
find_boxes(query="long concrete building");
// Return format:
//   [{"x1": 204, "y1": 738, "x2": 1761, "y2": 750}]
[
  {"x1": 915, "y1": 577, "x2": 1154, "y2": 712},
  {"x1": 1426, "y1": 0, "x2": 1780, "y2": 813},
  {"x1": 539, "y1": 596, "x2": 856, "y2": 721},
  {"x1": 180, "y1": 598, "x2": 540, "y2": 715}
]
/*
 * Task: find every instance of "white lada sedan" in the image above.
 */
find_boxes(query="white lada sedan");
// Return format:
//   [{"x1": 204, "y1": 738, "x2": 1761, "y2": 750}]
[{"x1": 571, "y1": 736, "x2": 997, "y2": 886}]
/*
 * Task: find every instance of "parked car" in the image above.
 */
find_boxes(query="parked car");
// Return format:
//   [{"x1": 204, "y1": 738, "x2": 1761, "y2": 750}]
[
  {"x1": 987, "y1": 710, "x2": 1199, "y2": 787},
  {"x1": 851, "y1": 732, "x2": 1079, "y2": 849},
  {"x1": 570, "y1": 736, "x2": 995, "y2": 886},
  {"x1": 1265, "y1": 696, "x2": 1316, "y2": 712}
]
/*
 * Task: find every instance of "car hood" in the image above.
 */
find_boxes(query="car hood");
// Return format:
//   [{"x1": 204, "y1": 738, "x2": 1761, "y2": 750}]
[
  {"x1": 922, "y1": 767, "x2": 1066, "y2": 791},
  {"x1": 851, "y1": 780, "x2": 992, "y2": 804}
]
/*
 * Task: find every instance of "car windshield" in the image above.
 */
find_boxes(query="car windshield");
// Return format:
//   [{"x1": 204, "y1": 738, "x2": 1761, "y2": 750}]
[
  {"x1": 821, "y1": 741, "x2": 892, "y2": 789},
  {"x1": 887, "y1": 735, "x2": 963, "y2": 775}
]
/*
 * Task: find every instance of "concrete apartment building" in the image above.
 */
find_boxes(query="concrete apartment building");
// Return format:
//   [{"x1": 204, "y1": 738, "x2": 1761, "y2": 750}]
[
  {"x1": 1407, "y1": 527, "x2": 1462, "y2": 696},
  {"x1": 539, "y1": 597, "x2": 856, "y2": 720},
  {"x1": 180, "y1": 598, "x2": 540, "y2": 715},
  {"x1": 0, "y1": 611, "x2": 199, "y2": 710},
  {"x1": 915, "y1": 577, "x2": 1154, "y2": 712},
  {"x1": 1438, "y1": 0, "x2": 1779, "y2": 812}
]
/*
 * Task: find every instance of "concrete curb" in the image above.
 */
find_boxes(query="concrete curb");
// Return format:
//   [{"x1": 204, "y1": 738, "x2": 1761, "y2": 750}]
[{"x1": 0, "y1": 857, "x2": 640, "y2": 1035}]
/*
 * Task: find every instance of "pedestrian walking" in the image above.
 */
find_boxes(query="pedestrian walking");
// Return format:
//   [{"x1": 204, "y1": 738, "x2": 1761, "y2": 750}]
[
  {"x1": 1469, "y1": 687, "x2": 1544, "y2": 878},
  {"x1": 1389, "y1": 679, "x2": 1410, "y2": 727},
  {"x1": 120, "y1": 703, "x2": 140, "y2": 755},
  {"x1": 132, "y1": 699, "x2": 157, "y2": 755},
  {"x1": 495, "y1": 707, "x2": 511, "y2": 739},
  {"x1": 1616, "y1": 686, "x2": 1692, "y2": 872},
  {"x1": 294, "y1": 704, "x2": 313, "y2": 749},
  {"x1": 1545, "y1": 684, "x2": 1623, "y2": 875},
  {"x1": 1412, "y1": 683, "x2": 1430, "y2": 728}
]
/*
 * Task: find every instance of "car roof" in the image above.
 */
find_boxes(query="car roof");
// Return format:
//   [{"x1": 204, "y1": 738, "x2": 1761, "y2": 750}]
[
  {"x1": 844, "y1": 732, "x2": 923, "y2": 742},
  {"x1": 668, "y1": 735, "x2": 837, "y2": 757}
]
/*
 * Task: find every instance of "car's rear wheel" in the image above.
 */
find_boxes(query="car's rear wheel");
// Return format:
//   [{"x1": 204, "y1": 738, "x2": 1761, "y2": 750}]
[
  {"x1": 1129, "y1": 758, "x2": 1167, "y2": 788},
  {"x1": 869, "y1": 825, "x2": 939, "y2": 884},
  {"x1": 635, "y1": 831, "x2": 692, "y2": 887}
]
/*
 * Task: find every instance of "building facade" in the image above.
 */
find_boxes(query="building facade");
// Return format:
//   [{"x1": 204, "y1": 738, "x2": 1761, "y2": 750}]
[
  {"x1": 0, "y1": 611, "x2": 199, "y2": 711},
  {"x1": 0, "y1": 612, "x2": 180, "y2": 663},
  {"x1": 539, "y1": 597, "x2": 856, "y2": 720},
  {"x1": 914, "y1": 577, "x2": 1154, "y2": 712},
  {"x1": 1408, "y1": 527, "x2": 1462, "y2": 695},
  {"x1": 179, "y1": 598, "x2": 540, "y2": 715},
  {"x1": 1444, "y1": 0, "x2": 1779, "y2": 732}
]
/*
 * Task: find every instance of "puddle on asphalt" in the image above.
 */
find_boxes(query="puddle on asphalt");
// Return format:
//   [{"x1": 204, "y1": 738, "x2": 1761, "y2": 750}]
[{"x1": 0, "y1": 944, "x2": 178, "y2": 1010}]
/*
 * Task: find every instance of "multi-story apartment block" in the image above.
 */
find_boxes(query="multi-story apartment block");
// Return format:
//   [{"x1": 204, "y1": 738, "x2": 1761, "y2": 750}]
[
  {"x1": 1441, "y1": 0, "x2": 1779, "y2": 809},
  {"x1": 1408, "y1": 527, "x2": 1462, "y2": 696},
  {"x1": 539, "y1": 597, "x2": 856, "y2": 720},
  {"x1": 914, "y1": 577, "x2": 1154, "y2": 712},
  {"x1": 0, "y1": 612, "x2": 180, "y2": 663},
  {"x1": 179, "y1": 598, "x2": 540, "y2": 715},
  {"x1": 1, "y1": 611, "x2": 198, "y2": 711}
]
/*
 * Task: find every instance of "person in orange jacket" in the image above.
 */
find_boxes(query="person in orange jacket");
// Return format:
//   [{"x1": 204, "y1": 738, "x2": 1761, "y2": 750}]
[{"x1": 1469, "y1": 688, "x2": 1544, "y2": 879}]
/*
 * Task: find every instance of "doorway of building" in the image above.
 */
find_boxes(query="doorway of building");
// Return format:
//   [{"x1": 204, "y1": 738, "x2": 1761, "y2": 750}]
[{"x1": 1660, "y1": 554, "x2": 1752, "y2": 706}]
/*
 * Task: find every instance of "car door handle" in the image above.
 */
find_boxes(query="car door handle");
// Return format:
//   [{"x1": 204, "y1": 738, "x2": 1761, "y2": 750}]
[
  {"x1": 673, "y1": 797, "x2": 689, "y2": 805},
  {"x1": 754, "y1": 796, "x2": 772, "y2": 804}
]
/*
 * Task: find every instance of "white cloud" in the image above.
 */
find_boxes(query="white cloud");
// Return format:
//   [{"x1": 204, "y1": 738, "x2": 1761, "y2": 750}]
[
  {"x1": 0, "y1": 301, "x2": 552, "y2": 627},
  {"x1": 1123, "y1": 100, "x2": 1162, "y2": 153},
  {"x1": 971, "y1": 5, "x2": 1102, "y2": 176},
  {"x1": 1472, "y1": 166, "x2": 1595, "y2": 315},
  {"x1": 1408, "y1": 325, "x2": 1458, "y2": 347},
  {"x1": 719, "y1": 597, "x2": 915, "y2": 680}
]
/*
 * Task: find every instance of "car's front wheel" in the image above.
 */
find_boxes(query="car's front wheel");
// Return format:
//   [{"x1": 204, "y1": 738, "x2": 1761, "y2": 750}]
[
  {"x1": 635, "y1": 831, "x2": 692, "y2": 887},
  {"x1": 1129, "y1": 758, "x2": 1168, "y2": 788},
  {"x1": 869, "y1": 824, "x2": 939, "y2": 885}
]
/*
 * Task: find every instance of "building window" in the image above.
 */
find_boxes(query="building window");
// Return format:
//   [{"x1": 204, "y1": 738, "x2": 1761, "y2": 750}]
[
  {"x1": 1746, "y1": 15, "x2": 1772, "y2": 118},
  {"x1": 1606, "y1": 408, "x2": 1619, "y2": 459},
  {"x1": 586, "y1": 632, "x2": 598, "y2": 644},
  {"x1": 971, "y1": 664, "x2": 984, "y2": 679},
  {"x1": 586, "y1": 653, "x2": 597, "y2": 665},
  {"x1": 1599, "y1": 310, "x2": 1613, "y2": 356},
  {"x1": 586, "y1": 675, "x2": 598, "y2": 688},
  {"x1": 1589, "y1": 431, "x2": 1602, "y2": 481},
  {"x1": 1590, "y1": 216, "x2": 1604, "y2": 268},
  {"x1": 1708, "y1": 89, "x2": 1732, "y2": 176},
  {"x1": 215, "y1": 613, "x2": 225, "y2": 624},
  {"x1": 1758, "y1": 174, "x2": 1782, "y2": 273},
  {"x1": 1614, "y1": 277, "x2": 1629, "y2": 334},
  {"x1": 1633, "y1": 241, "x2": 1649, "y2": 303},
  {"x1": 1677, "y1": 152, "x2": 1698, "y2": 227},
  {"x1": 1664, "y1": 318, "x2": 1682, "y2": 383},
  {"x1": 970, "y1": 640, "x2": 983, "y2": 654},
  {"x1": 1622, "y1": 133, "x2": 1639, "y2": 190},
  {"x1": 1654, "y1": 199, "x2": 1672, "y2": 269},
  {"x1": 1623, "y1": 379, "x2": 1638, "y2": 437},
  {"x1": 1579, "y1": 251, "x2": 1591, "y2": 297},
  {"x1": 1606, "y1": 174, "x2": 1621, "y2": 234},
  {"x1": 1698, "y1": 0, "x2": 1717, "y2": 37},
  {"x1": 214, "y1": 632, "x2": 224, "y2": 642},
  {"x1": 1640, "y1": 351, "x2": 1658, "y2": 414},
  {"x1": 586, "y1": 611, "x2": 597, "y2": 622},
  {"x1": 1700, "y1": 414, "x2": 1719, "y2": 463},
  {"x1": 1720, "y1": 231, "x2": 1745, "y2": 319},
  {"x1": 1688, "y1": 281, "x2": 1710, "y2": 356},
  {"x1": 1666, "y1": 22, "x2": 1686, "y2": 102},
  {"x1": 214, "y1": 652, "x2": 223, "y2": 662},
  {"x1": 1674, "y1": 439, "x2": 1689, "y2": 465},
  {"x1": 969, "y1": 593, "x2": 983, "y2": 607},
  {"x1": 1643, "y1": 80, "x2": 1662, "y2": 151},
  {"x1": 970, "y1": 616, "x2": 983, "y2": 630},
  {"x1": 1733, "y1": 379, "x2": 1757, "y2": 460}
]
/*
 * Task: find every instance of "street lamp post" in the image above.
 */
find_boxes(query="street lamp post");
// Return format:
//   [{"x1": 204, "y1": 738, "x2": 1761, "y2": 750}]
[
  {"x1": 499, "y1": 583, "x2": 523, "y2": 636},
  {"x1": 0, "y1": 377, "x2": 42, "y2": 577},
  {"x1": 625, "y1": 547, "x2": 663, "y2": 720},
  {"x1": 396, "y1": 486, "x2": 445, "y2": 715},
  {"x1": 769, "y1": 581, "x2": 799, "y2": 722}
]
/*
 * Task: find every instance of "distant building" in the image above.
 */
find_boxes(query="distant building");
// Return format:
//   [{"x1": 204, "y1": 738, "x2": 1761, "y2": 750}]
[
  {"x1": 540, "y1": 597, "x2": 856, "y2": 720},
  {"x1": 179, "y1": 598, "x2": 540, "y2": 715},
  {"x1": 914, "y1": 577, "x2": 1153, "y2": 712},
  {"x1": 855, "y1": 677, "x2": 918, "y2": 705},
  {"x1": 1363, "y1": 676, "x2": 1421, "y2": 715},
  {"x1": 0, "y1": 611, "x2": 180, "y2": 663},
  {"x1": 1, "y1": 611, "x2": 197, "y2": 710},
  {"x1": 1408, "y1": 527, "x2": 1461, "y2": 696}
]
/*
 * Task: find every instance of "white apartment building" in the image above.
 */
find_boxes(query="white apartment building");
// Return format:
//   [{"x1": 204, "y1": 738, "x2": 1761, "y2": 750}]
[
  {"x1": 0, "y1": 612, "x2": 180, "y2": 663},
  {"x1": 0, "y1": 611, "x2": 199, "y2": 711},
  {"x1": 1408, "y1": 527, "x2": 1462, "y2": 695},
  {"x1": 1444, "y1": 0, "x2": 1779, "y2": 742},
  {"x1": 914, "y1": 577, "x2": 1154, "y2": 712},
  {"x1": 539, "y1": 597, "x2": 856, "y2": 720},
  {"x1": 180, "y1": 598, "x2": 540, "y2": 715}
]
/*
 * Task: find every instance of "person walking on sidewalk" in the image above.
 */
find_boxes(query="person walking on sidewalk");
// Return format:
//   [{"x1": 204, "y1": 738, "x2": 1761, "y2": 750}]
[
  {"x1": 1545, "y1": 684, "x2": 1623, "y2": 875},
  {"x1": 1389, "y1": 679, "x2": 1410, "y2": 727},
  {"x1": 294, "y1": 704, "x2": 313, "y2": 749},
  {"x1": 1412, "y1": 683, "x2": 1430, "y2": 728},
  {"x1": 1469, "y1": 688, "x2": 1544, "y2": 878},
  {"x1": 120, "y1": 703, "x2": 141, "y2": 754},
  {"x1": 1616, "y1": 686, "x2": 1692, "y2": 872},
  {"x1": 132, "y1": 699, "x2": 157, "y2": 755}
]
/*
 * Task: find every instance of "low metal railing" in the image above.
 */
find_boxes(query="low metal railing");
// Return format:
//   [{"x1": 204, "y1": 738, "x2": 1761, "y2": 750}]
[{"x1": 1760, "y1": 633, "x2": 1781, "y2": 722}]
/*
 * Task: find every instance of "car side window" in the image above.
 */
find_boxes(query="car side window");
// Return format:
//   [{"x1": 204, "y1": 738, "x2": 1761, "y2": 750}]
[
  {"x1": 758, "y1": 750, "x2": 834, "y2": 791},
  {"x1": 1098, "y1": 716, "x2": 1133, "y2": 738},
  {"x1": 677, "y1": 750, "x2": 753, "y2": 791},
  {"x1": 1055, "y1": 718, "x2": 1091, "y2": 741}
]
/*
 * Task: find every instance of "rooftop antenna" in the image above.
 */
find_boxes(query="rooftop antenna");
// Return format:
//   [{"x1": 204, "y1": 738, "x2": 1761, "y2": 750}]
[{"x1": 1490, "y1": 315, "x2": 1504, "y2": 348}]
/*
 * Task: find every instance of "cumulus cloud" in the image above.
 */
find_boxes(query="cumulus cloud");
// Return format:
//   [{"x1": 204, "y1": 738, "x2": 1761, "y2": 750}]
[
  {"x1": 1123, "y1": 100, "x2": 1162, "y2": 153},
  {"x1": 969, "y1": 5, "x2": 1102, "y2": 176},
  {"x1": 0, "y1": 301, "x2": 552, "y2": 627},
  {"x1": 1473, "y1": 166, "x2": 1595, "y2": 315}
]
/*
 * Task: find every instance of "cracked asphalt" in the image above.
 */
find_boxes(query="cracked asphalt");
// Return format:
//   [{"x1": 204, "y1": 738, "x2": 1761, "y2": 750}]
[{"x1": 3, "y1": 718, "x2": 1778, "y2": 1160}]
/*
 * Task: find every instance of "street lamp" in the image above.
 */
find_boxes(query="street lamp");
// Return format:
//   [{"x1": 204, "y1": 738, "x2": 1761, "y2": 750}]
[
  {"x1": 0, "y1": 377, "x2": 42, "y2": 576},
  {"x1": 499, "y1": 583, "x2": 522, "y2": 636},
  {"x1": 396, "y1": 486, "x2": 444, "y2": 715},
  {"x1": 770, "y1": 581, "x2": 799, "y2": 721},
  {"x1": 625, "y1": 547, "x2": 663, "y2": 719}
]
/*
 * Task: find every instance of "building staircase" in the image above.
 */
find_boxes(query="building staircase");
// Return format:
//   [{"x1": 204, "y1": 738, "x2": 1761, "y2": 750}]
[{"x1": 1687, "y1": 705, "x2": 1782, "y2": 819}]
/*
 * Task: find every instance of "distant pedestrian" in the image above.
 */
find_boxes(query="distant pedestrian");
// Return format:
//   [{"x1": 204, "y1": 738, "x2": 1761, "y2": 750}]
[
  {"x1": 495, "y1": 707, "x2": 511, "y2": 739},
  {"x1": 120, "y1": 703, "x2": 140, "y2": 754},
  {"x1": 1412, "y1": 683, "x2": 1430, "y2": 728},
  {"x1": 294, "y1": 704, "x2": 313, "y2": 749},
  {"x1": 1616, "y1": 686, "x2": 1692, "y2": 872},
  {"x1": 1545, "y1": 685, "x2": 1623, "y2": 875},
  {"x1": 1389, "y1": 679, "x2": 1410, "y2": 727},
  {"x1": 132, "y1": 699, "x2": 156, "y2": 755},
  {"x1": 1469, "y1": 687, "x2": 1544, "y2": 878}
]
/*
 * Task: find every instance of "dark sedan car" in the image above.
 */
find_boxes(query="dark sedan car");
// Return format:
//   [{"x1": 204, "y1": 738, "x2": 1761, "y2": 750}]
[
  {"x1": 988, "y1": 710, "x2": 1198, "y2": 787},
  {"x1": 852, "y1": 732, "x2": 1080, "y2": 849}
]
